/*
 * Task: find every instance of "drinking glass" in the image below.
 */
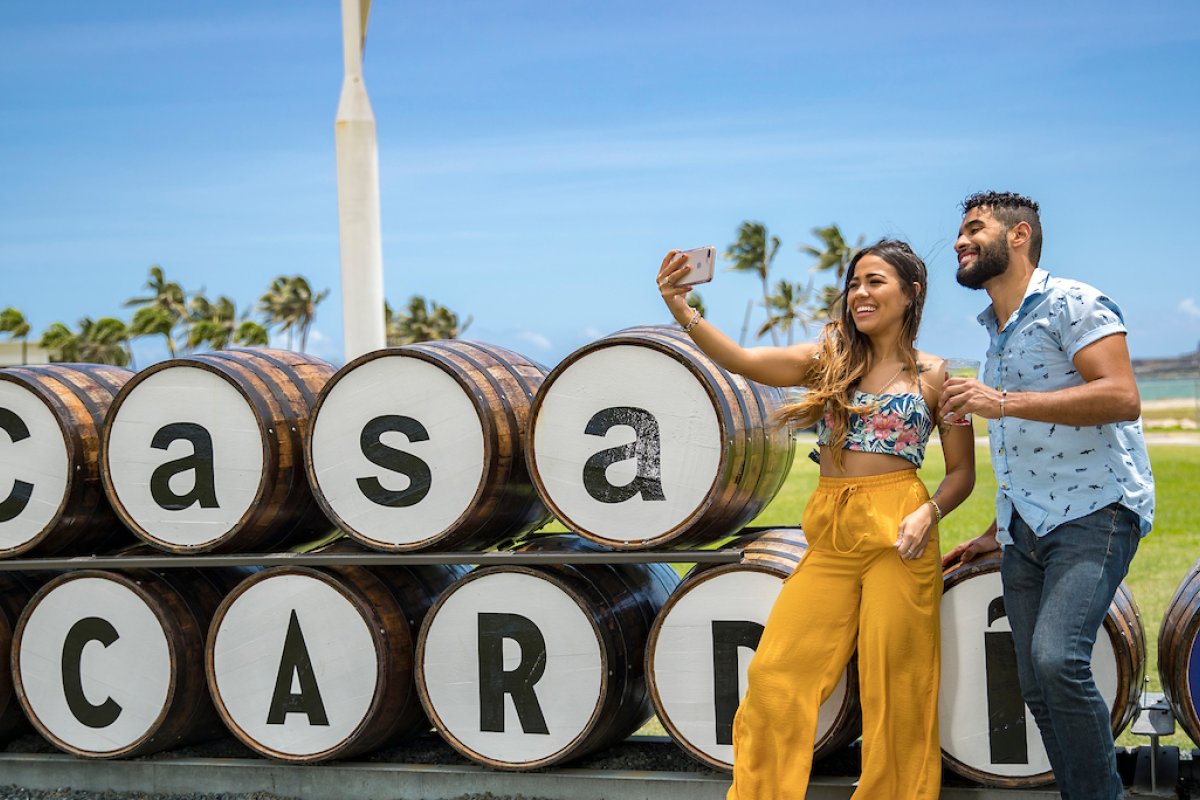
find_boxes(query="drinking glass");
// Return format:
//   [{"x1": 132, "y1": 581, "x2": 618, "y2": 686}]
[{"x1": 943, "y1": 358, "x2": 981, "y2": 426}]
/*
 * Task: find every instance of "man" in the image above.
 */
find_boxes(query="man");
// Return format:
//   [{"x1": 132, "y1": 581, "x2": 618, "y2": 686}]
[{"x1": 941, "y1": 191, "x2": 1154, "y2": 800}]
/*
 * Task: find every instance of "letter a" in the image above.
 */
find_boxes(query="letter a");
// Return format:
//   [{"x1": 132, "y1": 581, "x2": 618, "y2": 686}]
[
  {"x1": 582, "y1": 406, "x2": 666, "y2": 504},
  {"x1": 266, "y1": 610, "x2": 330, "y2": 726},
  {"x1": 149, "y1": 422, "x2": 220, "y2": 511}
]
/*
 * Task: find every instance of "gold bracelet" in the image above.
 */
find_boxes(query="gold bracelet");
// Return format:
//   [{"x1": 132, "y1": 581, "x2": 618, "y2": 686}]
[
  {"x1": 683, "y1": 307, "x2": 702, "y2": 333},
  {"x1": 1000, "y1": 390, "x2": 1007, "y2": 418},
  {"x1": 927, "y1": 498, "x2": 943, "y2": 522}
]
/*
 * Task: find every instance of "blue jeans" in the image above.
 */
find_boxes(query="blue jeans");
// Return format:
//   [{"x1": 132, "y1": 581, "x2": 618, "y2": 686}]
[{"x1": 1001, "y1": 504, "x2": 1140, "y2": 800}]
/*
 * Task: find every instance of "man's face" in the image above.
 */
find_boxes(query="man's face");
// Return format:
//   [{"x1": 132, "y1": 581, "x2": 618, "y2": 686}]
[{"x1": 955, "y1": 206, "x2": 1010, "y2": 290}]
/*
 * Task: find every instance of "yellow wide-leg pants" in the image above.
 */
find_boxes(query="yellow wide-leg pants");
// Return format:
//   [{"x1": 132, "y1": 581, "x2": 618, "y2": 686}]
[{"x1": 728, "y1": 469, "x2": 942, "y2": 800}]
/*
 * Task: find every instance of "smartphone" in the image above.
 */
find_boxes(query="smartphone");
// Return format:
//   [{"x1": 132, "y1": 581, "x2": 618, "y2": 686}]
[{"x1": 675, "y1": 246, "x2": 716, "y2": 286}]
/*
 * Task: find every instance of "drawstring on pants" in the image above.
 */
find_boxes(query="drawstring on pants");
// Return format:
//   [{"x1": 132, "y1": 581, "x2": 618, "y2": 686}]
[{"x1": 830, "y1": 483, "x2": 861, "y2": 554}]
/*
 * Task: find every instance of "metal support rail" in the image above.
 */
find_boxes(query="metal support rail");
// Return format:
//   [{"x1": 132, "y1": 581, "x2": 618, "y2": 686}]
[{"x1": 0, "y1": 549, "x2": 743, "y2": 571}]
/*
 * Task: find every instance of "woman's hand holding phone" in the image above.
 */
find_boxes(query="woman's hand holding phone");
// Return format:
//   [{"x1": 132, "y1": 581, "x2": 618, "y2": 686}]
[
  {"x1": 657, "y1": 246, "x2": 714, "y2": 297},
  {"x1": 675, "y1": 246, "x2": 716, "y2": 286}
]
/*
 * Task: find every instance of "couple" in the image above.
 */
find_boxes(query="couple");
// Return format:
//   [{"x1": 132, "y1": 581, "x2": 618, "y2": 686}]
[{"x1": 655, "y1": 190, "x2": 1154, "y2": 800}]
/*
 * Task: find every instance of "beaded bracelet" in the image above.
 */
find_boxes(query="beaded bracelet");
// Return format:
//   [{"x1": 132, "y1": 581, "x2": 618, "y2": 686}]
[{"x1": 683, "y1": 307, "x2": 702, "y2": 333}]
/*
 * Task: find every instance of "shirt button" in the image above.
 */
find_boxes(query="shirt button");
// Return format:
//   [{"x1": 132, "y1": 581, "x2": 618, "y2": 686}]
[
  {"x1": 999, "y1": 448, "x2": 1005, "y2": 455},
  {"x1": 1001, "y1": 483, "x2": 1009, "y2": 490}
]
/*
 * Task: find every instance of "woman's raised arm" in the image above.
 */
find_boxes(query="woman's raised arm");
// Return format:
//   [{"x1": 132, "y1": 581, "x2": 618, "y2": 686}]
[{"x1": 657, "y1": 250, "x2": 818, "y2": 388}]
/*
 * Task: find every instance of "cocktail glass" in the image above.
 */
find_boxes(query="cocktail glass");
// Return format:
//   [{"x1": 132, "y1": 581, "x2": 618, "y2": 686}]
[{"x1": 944, "y1": 358, "x2": 981, "y2": 426}]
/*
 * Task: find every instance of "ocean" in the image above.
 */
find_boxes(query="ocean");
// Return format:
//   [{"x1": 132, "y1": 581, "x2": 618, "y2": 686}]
[{"x1": 1138, "y1": 376, "x2": 1200, "y2": 402}]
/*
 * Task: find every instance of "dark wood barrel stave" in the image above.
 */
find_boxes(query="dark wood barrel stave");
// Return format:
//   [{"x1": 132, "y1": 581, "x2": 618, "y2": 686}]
[
  {"x1": 102, "y1": 348, "x2": 335, "y2": 553},
  {"x1": 415, "y1": 533, "x2": 680, "y2": 770},
  {"x1": 306, "y1": 341, "x2": 551, "y2": 552},
  {"x1": 526, "y1": 325, "x2": 795, "y2": 550},
  {"x1": 1107, "y1": 581, "x2": 1146, "y2": 734},
  {"x1": 0, "y1": 572, "x2": 42, "y2": 740},
  {"x1": 207, "y1": 542, "x2": 464, "y2": 762},
  {"x1": 314, "y1": 539, "x2": 468, "y2": 757},
  {"x1": 940, "y1": 552, "x2": 1144, "y2": 788},
  {"x1": 0, "y1": 364, "x2": 135, "y2": 557},
  {"x1": 1159, "y1": 558, "x2": 1200, "y2": 746},
  {"x1": 12, "y1": 566, "x2": 233, "y2": 758},
  {"x1": 650, "y1": 527, "x2": 861, "y2": 770}
]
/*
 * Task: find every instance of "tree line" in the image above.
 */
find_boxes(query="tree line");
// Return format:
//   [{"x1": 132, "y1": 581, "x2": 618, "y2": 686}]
[
  {"x1": 716, "y1": 222, "x2": 863, "y2": 347},
  {"x1": 2, "y1": 222, "x2": 855, "y2": 368},
  {"x1": 0, "y1": 266, "x2": 469, "y2": 367}
]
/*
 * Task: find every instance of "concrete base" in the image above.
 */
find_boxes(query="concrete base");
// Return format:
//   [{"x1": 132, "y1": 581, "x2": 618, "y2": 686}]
[{"x1": 0, "y1": 752, "x2": 1070, "y2": 800}]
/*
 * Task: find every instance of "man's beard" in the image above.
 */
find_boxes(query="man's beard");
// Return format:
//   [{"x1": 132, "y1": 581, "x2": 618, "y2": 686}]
[{"x1": 956, "y1": 236, "x2": 1010, "y2": 290}]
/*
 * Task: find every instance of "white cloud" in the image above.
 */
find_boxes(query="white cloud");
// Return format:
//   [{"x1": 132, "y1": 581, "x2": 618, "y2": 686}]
[
  {"x1": 1179, "y1": 298, "x2": 1200, "y2": 320},
  {"x1": 514, "y1": 329, "x2": 553, "y2": 352}
]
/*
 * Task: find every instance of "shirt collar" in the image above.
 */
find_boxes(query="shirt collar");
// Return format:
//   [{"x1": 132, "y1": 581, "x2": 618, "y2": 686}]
[{"x1": 976, "y1": 267, "x2": 1051, "y2": 331}]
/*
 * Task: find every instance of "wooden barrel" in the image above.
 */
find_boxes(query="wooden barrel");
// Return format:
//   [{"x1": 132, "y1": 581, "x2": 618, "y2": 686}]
[
  {"x1": 415, "y1": 534, "x2": 679, "y2": 769},
  {"x1": 0, "y1": 364, "x2": 135, "y2": 557},
  {"x1": 0, "y1": 572, "x2": 42, "y2": 740},
  {"x1": 101, "y1": 348, "x2": 335, "y2": 553},
  {"x1": 939, "y1": 552, "x2": 1144, "y2": 787},
  {"x1": 647, "y1": 527, "x2": 861, "y2": 771},
  {"x1": 11, "y1": 565, "x2": 238, "y2": 758},
  {"x1": 207, "y1": 541, "x2": 465, "y2": 762},
  {"x1": 527, "y1": 326, "x2": 795, "y2": 550},
  {"x1": 1159, "y1": 558, "x2": 1200, "y2": 747},
  {"x1": 306, "y1": 341, "x2": 551, "y2": 552}
]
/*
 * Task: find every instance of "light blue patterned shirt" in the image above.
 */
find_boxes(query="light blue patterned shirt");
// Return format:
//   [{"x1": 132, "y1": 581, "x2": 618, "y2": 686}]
[{"x1": 977, "y1": 268, "x2": 1155, "y2": 545}]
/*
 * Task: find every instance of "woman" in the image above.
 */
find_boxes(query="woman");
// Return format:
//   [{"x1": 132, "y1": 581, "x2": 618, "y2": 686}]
[{"x1": 657, "y1": 239, "x2": 974, "y2": 800}]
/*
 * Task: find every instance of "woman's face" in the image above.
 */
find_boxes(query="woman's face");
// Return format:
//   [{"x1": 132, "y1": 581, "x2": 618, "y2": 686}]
[{"x1": 845, "y1": 254, "x2": 916, "y2": 339}]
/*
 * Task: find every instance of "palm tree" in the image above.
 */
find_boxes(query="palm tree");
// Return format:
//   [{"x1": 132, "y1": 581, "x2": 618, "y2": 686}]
[
  {"x1": 686, "y1": 292, "x2": 707, "y2": 319},
  {"x1": 41, "y1": 317, "x2": 131, "y2": 366},
  {"x1": 233, "y1": 320, "x2": 270, "y2": 346},
  {"x1": 385, "y1": 296, "x2": 471, "y2": 345},
  {"x1": 802, "y1": 225, "x2": 864, "y2": 320},
  {"x1": 0, "y1": 307, "x2": 31, "y2": 365},
  {"x1": 80, "y1": 317, "x2": 133, "y2": 366},
  {"x1": 40, "y1": 323, "x2": 82, "y2": 363},
  {"x1": 186, "y1": 294, "x2": 238, "y2": 350},
  {"x1": 258, "y1": 277, "x2": 295, "y2": 348},
  {"x1": 759, "y1": 279, "x2": 814, "y2": 345},
  {"x1": 258, "y1": 276, "x2": 329, "y2": 352},
  {"x1": 725, "y1": 222, "x2": 782, "y2": 346},
  {"x1": 125, "y1": 265, "x2": 187, "y2": 356},
  {"x1": 129, "y1": 305, "x2": 179, "y2": 357}
]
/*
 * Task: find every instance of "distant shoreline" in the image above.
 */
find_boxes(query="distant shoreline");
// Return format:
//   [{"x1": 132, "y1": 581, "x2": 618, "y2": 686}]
[{"x1": 1143, "y1": 397, "x2": 1198, "y2": 411}]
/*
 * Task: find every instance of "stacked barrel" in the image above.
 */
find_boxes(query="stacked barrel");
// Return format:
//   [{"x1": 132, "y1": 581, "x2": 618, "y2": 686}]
[
  {"x1": 0, "y1": 330, "x2": 1189, "y2": 786},
  {"x1": 939, "y1": 552, "x2": 1145, "y2": 787}
]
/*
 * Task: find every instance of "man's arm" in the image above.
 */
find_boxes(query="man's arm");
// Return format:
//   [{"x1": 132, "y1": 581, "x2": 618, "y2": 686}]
[{"x1": 940, "y1": 333, "x2": 1141, "y2": 426}]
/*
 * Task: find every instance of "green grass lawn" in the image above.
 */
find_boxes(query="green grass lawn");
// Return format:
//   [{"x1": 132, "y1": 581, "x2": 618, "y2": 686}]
[{"x1": 614, "y1": 436, "x2": 1200, "y2": 750}]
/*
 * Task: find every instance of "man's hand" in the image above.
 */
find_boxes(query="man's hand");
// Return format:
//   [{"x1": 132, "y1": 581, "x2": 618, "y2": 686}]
[
  {"x1": 939, "y1": 377, "x2": 1003, "y2": 421},
  {"x1": 942, "y1": 528, "x2": 1000, "y2": 568}
]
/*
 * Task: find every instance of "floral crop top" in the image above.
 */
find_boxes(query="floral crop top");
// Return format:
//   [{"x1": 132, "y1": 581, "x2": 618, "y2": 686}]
[{"x1": 814, "y1": 390, "x2": 934, "y2": 468}]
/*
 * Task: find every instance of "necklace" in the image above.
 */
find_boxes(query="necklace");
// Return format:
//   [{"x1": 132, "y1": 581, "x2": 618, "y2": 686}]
[{"x1": 871, "y1": 364, "x2": 907, "y2": 395}]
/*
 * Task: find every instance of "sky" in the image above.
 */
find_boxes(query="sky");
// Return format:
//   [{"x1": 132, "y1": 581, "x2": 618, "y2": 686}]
[{"x1": 2, "y1": 1, "x2": 1198, "y2": 369}]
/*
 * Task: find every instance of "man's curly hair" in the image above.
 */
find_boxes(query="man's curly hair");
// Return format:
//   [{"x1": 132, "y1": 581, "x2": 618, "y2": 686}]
[{"x1": 961, "y1": 191, "x2": 1043, "y2": 266}]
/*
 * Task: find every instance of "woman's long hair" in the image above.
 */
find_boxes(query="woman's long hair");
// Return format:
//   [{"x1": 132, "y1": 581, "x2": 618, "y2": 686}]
[{"x1": 776, "y1": 239, "x2": 928, "y2": 464}]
